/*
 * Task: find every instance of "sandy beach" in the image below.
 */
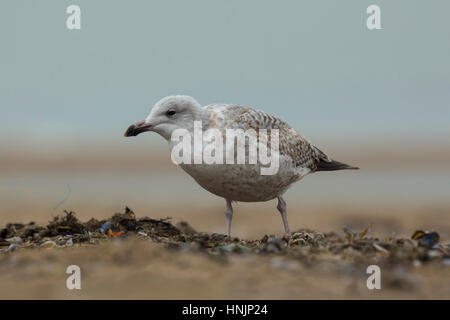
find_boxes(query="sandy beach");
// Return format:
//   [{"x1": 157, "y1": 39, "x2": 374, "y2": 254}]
[
  {"x1": 1, "y1": 144, "x2": 449, "y2": 299},
  {"x1": 1, "y1": 204, "x2": 449, "y2": 300}
]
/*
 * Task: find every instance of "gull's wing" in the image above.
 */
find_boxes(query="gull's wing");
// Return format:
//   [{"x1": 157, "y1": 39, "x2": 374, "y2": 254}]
[{"x1": 205, "y1": 104, "x2": 329, "y2": 170}]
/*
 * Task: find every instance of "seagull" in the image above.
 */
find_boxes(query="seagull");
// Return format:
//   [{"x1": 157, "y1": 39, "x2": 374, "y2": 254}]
[{"x1": 124, "y1": 95, "x2": 358, "y2": 236}]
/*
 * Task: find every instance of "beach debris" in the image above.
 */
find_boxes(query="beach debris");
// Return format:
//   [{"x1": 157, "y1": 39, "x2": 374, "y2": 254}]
[
  {"x1": 108, "y1": 229, "x2": 126, "y2": 238},
  {"x1": 288, "y1": 230, "x2": 327, "y2": 247},
  {"x1": 110, "y1": 207, "x2": 136, "y2": 231},
  {"x1": 5, "y1": 236, "x2": 22, "y2": 244},
  {"x1": 1, "y1": 206, "x2": 449, "y2": 276},
  {"x1": 40, "y1": 240, "x2": 57, "y2": 248},
  {"x1": 46, "y1": 210, "x2": 84, "y2": 236},
  {"x1": 1, "y1": 222, "x2": 44, "y2": 241},
  {"x1": 344, "y1": 224, "x2": 372, "y2": 242},
  {"x1": 343, "y1": 227, "x2": 357, "y2": 241},
  {"x1": 262, "y1": 238, "x2": 283, "y2": 253},
  {"x1": 373, "y1": 243, "x2": 389, "y2": 254},
  {"x1": 359, "y1": 224, "x2": 372, "y2": 239},
  {"x1": 137, "y1": 216, "x2": 182, "y2": 238},
  {"x1": 211, "y1": 233, "x2": 227, "y2": 240},
  {"x1": 7, "y1": 243, "x2": 20, "y2": 252},
  {"x1": 100, "y1": 221, "x2": 112, "y2": 233},
  {"x1": 411, "y1": 230, "x2": 440, "y2": 248},
  {"x1": 176, "y1": 221, "x2": 197, "y2": 235}
]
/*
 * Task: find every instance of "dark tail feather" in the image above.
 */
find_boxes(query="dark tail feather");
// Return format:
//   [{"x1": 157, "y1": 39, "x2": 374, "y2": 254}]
[{"x1": 316, "y1": 159, "x2": 359, "y2": 171}]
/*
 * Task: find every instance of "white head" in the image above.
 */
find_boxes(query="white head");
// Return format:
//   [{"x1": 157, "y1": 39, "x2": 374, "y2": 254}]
[{"x1": 124, "y1": 95, "x2": 204, "y2": 140}]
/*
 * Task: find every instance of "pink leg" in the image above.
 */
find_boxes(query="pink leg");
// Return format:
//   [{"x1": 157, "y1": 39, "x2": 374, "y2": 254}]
[
  {"x1": 225, "y1": 199, "x2": 233, "y2": 237},
  {"x1": 277, "y1": 196, "x2": 290, "y2": 235}
]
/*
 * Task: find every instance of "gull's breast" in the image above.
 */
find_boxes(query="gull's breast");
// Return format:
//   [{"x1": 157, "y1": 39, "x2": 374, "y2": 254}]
[{"x1": 179, "y1": 160, "x2": 309, "y2": 202}]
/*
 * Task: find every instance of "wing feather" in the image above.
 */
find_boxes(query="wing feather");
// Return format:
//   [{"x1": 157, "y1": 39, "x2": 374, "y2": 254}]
[{"x1": 206, "y1": 104, "x2": 328, "y2": 170}]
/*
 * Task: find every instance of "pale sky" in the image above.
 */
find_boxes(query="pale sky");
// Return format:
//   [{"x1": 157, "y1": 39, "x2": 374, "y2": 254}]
[{"x1": 1, "y1": 1, "x2": 449, "y2": 146}]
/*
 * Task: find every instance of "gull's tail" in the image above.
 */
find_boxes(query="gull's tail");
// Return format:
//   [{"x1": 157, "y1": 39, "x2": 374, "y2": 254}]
[{"x1": 316, "y1": 159, "x2": 359, "y2": 171}]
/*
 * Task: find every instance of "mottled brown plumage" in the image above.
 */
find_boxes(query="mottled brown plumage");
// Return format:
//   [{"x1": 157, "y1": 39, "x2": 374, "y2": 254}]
[
  {"x1": 125, "y1": 95, "x2": 358, "y2": 236},
  {"x1": 205, "y1": 104, "x2": 351, "y2": 172}
]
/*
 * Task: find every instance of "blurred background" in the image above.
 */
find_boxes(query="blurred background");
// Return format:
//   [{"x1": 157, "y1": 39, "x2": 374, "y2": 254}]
[{"x1": 1, "y1": 0, "x2": 449, "y2": 239}]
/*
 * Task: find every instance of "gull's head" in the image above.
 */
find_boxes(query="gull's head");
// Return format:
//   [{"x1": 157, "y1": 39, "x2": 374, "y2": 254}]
[{"x1": 124, "y1": 95, "x2": 203, "y2": 140}]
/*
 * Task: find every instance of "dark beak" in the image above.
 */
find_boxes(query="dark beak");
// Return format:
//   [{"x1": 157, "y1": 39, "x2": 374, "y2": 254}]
[{"x1": 124, "y1": 121, "x2": 153, "y2": 137}]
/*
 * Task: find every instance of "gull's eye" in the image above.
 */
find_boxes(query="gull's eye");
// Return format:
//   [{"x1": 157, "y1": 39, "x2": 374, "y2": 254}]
[{"x1": 166, "y1": 110, "x2": 176, "y2": 117}]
